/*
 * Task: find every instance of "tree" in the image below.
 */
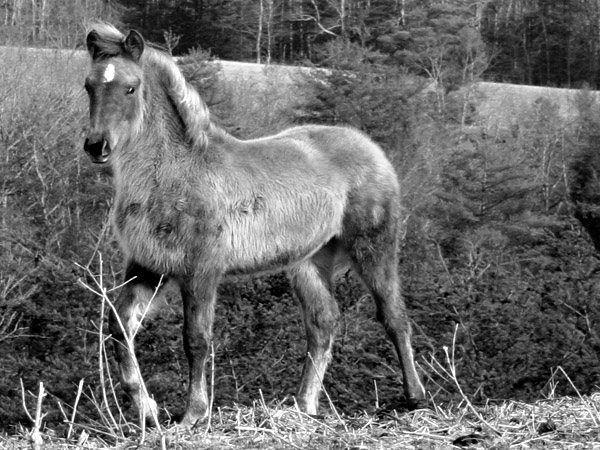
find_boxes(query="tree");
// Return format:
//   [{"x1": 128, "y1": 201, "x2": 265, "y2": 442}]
[
  {"x1": 481, "y1": 0, "x2": 600, "y2": 88},
  {"x1": 0, "y1": 0, "x2": 119, "y2": 47}
]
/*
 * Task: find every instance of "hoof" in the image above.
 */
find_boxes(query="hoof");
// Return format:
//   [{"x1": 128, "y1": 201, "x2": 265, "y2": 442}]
[
  {"x1": 179, "y1": 411, "x2": 208, "y2": 430},
  {"x1": 142, "y1": 415, "x2": 158, "y2": 429},
  {"x1": 137, "y1": 398, "x2": 160, "y2": 427},
  {"x1": 404, "y1": 397, "x2": 428, "y2": 411},
  {"x1": 375, "y1": 397, "x2": 428, "y2": 417}
]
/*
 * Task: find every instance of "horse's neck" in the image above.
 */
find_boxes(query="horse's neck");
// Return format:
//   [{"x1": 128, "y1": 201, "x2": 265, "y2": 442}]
[{"x1": 113, "y1": 108, "x2": 218, "y2": 198}]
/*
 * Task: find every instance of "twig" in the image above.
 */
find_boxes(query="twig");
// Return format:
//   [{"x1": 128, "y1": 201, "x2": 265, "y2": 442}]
[
  {"x1": 20, "y1": 382, "x2": 47, "y2": 450},
  {"x1": 442, "y1": 324, "x2": 500, "y2": 435},
  {"x1": 96, "y1": 272, "x2": 120, "y2": 434},
  {"x1": 305, "y1": 352, "x2": 347, "y2": 432},
  {"x1": 554, "y1": 366, "x2": 600, "y2": 426},
  {"x1": 205, "y1": 341, "x2": 216, "y2": 437},
  {"x1": 67, "y1": 379, "x2": 84, "y2": 440},
  {"x1": 20, "y1": 379, "x2": 34, "y2": 423},
  {"x1": 78, "y1": 254, "x2": 163, "y2": 440}
]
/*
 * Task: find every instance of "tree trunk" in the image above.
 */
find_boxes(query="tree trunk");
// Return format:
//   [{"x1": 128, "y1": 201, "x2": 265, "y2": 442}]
[{"x1": 257, "y1": 0, "x2": 263, "y2": 63}]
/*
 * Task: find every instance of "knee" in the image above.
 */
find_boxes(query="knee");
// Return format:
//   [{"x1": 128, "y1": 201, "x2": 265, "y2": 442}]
[
  {"x1": 183, "y1": 330, "x2": 210, "y2": 360},
  {"x1": 314, "y1": 300, "x2": 340, "y2": 324},
  {"x1": 109, "y1": 296, "x2": 140, "y2": 335},
  {"x1": 305, "y1": 306, "x2": 340, "y2": 342},
  {"x1": 121, "y1": 377, "x2": 141, "y2": 396}
]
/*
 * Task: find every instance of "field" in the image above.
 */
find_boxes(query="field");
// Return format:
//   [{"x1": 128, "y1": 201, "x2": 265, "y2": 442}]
[
  {"x1": 474, "y1": 82, "x2": 600, "y2": 129},
  {"x1": 2, "y1": 46, "x2": 600, "y2": 449}
]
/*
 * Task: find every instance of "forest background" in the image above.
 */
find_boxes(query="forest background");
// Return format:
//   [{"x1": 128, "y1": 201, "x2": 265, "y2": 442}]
[{"x1": 3, "y1": 0, "x2": 600, "y2": 437}]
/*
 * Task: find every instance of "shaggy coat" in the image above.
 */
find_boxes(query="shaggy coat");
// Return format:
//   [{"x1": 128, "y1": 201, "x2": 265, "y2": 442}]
[{"x1": 83, "y1": 23, "x2": 426, "y2": 427}]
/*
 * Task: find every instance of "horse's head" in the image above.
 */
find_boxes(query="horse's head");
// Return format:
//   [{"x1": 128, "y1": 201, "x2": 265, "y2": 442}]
[{"x1": 83, "y1": 27, "x2": 145, "y2": 164}]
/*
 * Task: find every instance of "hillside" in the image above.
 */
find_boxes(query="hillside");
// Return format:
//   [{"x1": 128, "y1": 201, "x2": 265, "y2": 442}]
[
  {"x1": 2, "y1": 45, "x2": 595, "y2": 125},
  {"x1": 473, "y1": 82, "x2": 600, "y2": 130}
]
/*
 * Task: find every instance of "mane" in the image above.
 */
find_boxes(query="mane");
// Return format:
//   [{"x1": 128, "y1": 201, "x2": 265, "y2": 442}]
[
  {"x1": 87, "y1": 23, "x2": 211, "y2": 150},
  {"x1": 143, "y1": 49, "x2": 211, "y2": 150}
]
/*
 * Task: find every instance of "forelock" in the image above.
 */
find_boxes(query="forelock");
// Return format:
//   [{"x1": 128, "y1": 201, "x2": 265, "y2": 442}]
[{"x1": 87, "y1": 22, "x2": 126, "y2": 59}]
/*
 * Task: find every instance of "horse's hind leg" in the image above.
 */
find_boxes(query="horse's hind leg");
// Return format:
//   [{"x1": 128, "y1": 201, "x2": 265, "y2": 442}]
[
  {"x1": 109, "y1": 262, "x2": 166, "y2": 423},
  {"x1": 289, "y1": 243, "x2": 340, "y2": 415},
  {"x1": 347, "y1": 229, "x2": 426, "y2": 408}
]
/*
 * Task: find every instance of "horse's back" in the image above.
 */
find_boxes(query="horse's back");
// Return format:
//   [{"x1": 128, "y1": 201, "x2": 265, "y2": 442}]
[
  {"x1": 277, "y1": 124, "x2": 394, "y2": 168},
  {"x1": 261, "y1": 124, "x2": 399, "y2": 193},
  {"x1": 281, "y1": 125, "x2": 400, "y2": 194}
]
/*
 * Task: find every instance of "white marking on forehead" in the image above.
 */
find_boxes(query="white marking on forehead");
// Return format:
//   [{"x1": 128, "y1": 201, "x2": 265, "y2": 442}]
[{"x1": 103, "y1": 64, "x2": 115, "y2": 83}]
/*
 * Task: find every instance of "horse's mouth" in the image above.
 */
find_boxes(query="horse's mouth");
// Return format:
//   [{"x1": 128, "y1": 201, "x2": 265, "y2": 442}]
[{"x1": 90, "y1": 155, "x2": 110, "y2": 164}]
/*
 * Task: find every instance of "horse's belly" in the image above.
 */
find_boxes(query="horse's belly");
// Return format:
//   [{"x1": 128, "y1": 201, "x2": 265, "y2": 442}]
[
  {"x1": 222, "y1": 232, "x2": 332, "y2": 276},
  {"x1": 220, "y1": 195, "x2": 344, "y2": 275}
]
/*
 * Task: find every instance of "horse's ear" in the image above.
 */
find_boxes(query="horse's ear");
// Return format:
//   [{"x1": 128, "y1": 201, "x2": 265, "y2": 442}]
[
  {"x1": 124, "y1": 30, "x2": 145, "y2": 62},
  {"x1": 86, "y1": 30, "x2": 101, "y2": 60}
]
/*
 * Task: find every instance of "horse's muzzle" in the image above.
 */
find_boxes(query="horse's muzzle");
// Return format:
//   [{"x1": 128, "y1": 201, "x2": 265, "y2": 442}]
[{"x1": 83, "y1": 138, "x2": 111, "y2": 164}]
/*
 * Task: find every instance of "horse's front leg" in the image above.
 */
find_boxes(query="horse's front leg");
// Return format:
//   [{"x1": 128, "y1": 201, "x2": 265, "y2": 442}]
[
  {"x1": 179, "y1": 273, "x2": 219, "y2": 428},
  {"x1": 109, "y1": 263, "x2": 166, "y2": 424}
]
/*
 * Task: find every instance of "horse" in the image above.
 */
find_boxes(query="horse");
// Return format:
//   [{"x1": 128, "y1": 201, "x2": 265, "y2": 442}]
[{"x1": 83, "y1": 23, "x2": 426, "y2": 427}]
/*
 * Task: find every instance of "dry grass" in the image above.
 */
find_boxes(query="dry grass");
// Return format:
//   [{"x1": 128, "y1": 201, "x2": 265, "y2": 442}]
[{"x1": 3, "y1": 391, "x2": 600, "y2": 449}]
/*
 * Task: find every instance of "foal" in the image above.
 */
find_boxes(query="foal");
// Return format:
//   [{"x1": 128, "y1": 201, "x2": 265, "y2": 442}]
[{"x1": 83, "y1": 23, "x2": 426, "y2": 426}]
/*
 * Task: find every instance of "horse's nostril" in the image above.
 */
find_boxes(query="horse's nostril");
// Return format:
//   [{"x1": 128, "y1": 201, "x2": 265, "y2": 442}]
[{"x1": 84, "y1": 138, "x2": 111, "y2": 163}]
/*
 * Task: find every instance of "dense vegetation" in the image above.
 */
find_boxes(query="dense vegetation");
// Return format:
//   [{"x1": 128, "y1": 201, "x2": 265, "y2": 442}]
[{"x1": 2, "y1": 1, "x2": 600, "y2": 444}]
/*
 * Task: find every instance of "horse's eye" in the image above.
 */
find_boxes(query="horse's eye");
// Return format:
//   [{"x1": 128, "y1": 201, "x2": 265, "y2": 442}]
[{"x1": 127, "y1": 87, "x2": 136, "y2": 95}]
